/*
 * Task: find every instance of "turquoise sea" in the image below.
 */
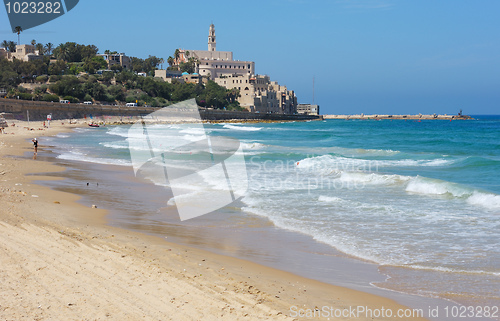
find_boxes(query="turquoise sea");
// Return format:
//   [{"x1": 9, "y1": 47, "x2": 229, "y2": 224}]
[{"x1": 43, "y1": 116, "x2": 500, "y2": 315}]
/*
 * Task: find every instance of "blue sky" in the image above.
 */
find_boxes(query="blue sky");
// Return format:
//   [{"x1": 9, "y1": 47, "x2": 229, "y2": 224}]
[{"x1": 1, "y1": 0, "x2": 499, "y2": 115}]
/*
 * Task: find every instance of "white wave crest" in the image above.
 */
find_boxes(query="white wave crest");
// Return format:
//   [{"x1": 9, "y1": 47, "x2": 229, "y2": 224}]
[
  {"x1": 318, "y1": 196, "x2": 344, "y2": 203},
  {"x1": 467, "y1": 192, "x2": 500, "y2": 211},
  {"x1": 296, "y1": 155, "x2": 454, "y2": 175},
  {"x1": 223, "y1": 124, "x2": 263, "y2": 131},
  {"x1": 405, "y1": 177, "x2": 472, "y2": 197},
  {"x1": 57, "y1": 152, "x2": 131, "y2": 166},
  {"x1": 339, "y1": 172, "x2": 411, "y2": 185}
]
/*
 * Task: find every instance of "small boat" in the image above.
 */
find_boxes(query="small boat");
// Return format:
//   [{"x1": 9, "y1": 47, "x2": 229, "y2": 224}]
[{"x1": 88, "y1": 123, "x2": 100, "y2": 128}]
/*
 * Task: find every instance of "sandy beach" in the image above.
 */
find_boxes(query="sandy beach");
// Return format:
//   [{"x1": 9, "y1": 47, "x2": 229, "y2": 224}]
[{"x1": 0, "y1": 120, "x2": 428, "y2": 320}]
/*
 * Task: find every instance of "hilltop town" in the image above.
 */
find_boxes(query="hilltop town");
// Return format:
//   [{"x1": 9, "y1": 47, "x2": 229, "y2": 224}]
[{"x1": 0, "y1": 25, "x2": 320, "y2": 117}]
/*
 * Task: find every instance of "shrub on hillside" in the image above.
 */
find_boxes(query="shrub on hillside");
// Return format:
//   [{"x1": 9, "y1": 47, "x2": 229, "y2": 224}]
[
  {"x1": 42, "y1": 94, "x2": 59, "y2": 102},
  {"x1": 49, "y1": 75, "x2": 61, "y2": 82},
  {"x1": 18, "y1": 93, "x2": 33, "y2": 100},
  {"x1": 63, "y1": 96, "x2": 79, "y2": 103},
  {"x1": 36, "y1": 75, "x2": 48, "y2": 83}
]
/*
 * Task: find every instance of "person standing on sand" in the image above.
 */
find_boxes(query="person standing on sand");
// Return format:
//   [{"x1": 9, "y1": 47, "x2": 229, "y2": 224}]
[{"x1": 32, "y1": 138, "x2": 38, "y2": 156}]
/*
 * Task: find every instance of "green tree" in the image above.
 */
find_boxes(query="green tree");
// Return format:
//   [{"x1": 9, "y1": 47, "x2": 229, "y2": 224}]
[
  {"x1": 49, "y1": 75, "x2": 84, "y2": 99},
  {"x1": 48, "y1": 60, "x2": 68, "y2": 75},
  {"x1": 83, "y1": 56, "x2": 107, "y2": 74},
  {"x1": 130, "y1": 57, "x2": 144, "y2": 73},
  {"x1": 53, "y1": 43, "x2": 70, "y2": 61},
  {"x1": 1, "y1": 40, "x2": 9, "y2": 51},
  {"x1": 0, "y1": 59, "x2": 21, "y2": 88},
  {"x1": 110, "y1": 64, "x2": 123, "y2": 72},
  {"x1": 80, "y1": 44, "x2": 98, "y2": 60},
  {"x1": 167, "y1": 56, "x2": 174, "y2": 67},
  {"x1": 171, "y1": 82, "x2": 196, "y2": 102},
  {"x1": 31, "y1": 39, "x2": 36, "y2": 46},
  {"x1": 42, "y1": 94, "x2": 59, "y2": 102},
  {"x1": 45, "y1": 42, "x2": 54, "y2": 56},
  {"x1": 144, "y1": 55, "x2": 162, "y2": 74},
  {"x1": 14, "y1": 26, "x2": 22, "y2": 45},
  {"x1": 36, "y1": 43, "x2": 44, "y2": 55},
  {"x1": 107, "y1": 85, "x2": 125, "y2": 101},
  {"x1": 179, "y1": 57, "x2": 197, "y2": 74},
  {"x1": 199, "y1": 81, "x2": 229, "y2": 109},
  {"x1": 8, "y1": 41, "x2": 16, "y2": 52},
  {"x1": 100, "y1": 71, "x2": 114, "y2": 84}
]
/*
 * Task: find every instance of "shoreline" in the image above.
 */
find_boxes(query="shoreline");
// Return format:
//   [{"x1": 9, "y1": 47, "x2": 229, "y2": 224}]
[{"x1": 0, "y1": 119, "x2": 447, "y2": 320}]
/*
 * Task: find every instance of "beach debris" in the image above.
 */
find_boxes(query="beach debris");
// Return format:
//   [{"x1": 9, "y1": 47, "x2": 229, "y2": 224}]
[
  {"x1": 54, "y1": 201, "x2": 60, "y2": 204},
  {"x1": 31, "y1": 195, "x2": 39, "y2": 198},
  {"x1": 92, "y1": 205, "x2": 98, "y2": 209}
]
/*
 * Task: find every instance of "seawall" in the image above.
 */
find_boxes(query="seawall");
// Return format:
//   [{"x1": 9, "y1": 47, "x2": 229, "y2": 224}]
[{"x1": 0, "y1": 99, "x2": 321, "y2": 122}]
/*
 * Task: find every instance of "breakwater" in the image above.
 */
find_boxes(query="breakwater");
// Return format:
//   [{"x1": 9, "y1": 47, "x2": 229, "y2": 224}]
[{"x1": 324, "y1": 114, "x2": 472, "y2": 120}]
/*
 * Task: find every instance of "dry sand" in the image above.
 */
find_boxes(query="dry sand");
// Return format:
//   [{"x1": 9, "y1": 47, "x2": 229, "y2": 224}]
[{"x1": 0, "y1": 119, "x2": 428, "y2": 320}]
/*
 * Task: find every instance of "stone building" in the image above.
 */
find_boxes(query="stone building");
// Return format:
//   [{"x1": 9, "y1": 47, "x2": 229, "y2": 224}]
[
  {"x1": 168, "y1": 24, "x2": 297, "y2": 114},
  {"x1": 297, "y1": 104, "x2": 320, "y2": 115},
  {"x1": 4, "y1": 44, "x2": 43, "y2": 62},
  {"x1": 215, "y1": 74, "x2": 296, "y2": 114},
  {"x1": 98, "y1": 53, "x2": 131, "y2": 69}
]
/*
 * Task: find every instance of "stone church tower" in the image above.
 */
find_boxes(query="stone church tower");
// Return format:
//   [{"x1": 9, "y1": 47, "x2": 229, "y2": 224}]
[{"x1": 208, "y1": 24, "x2": 216, "y2": 52}]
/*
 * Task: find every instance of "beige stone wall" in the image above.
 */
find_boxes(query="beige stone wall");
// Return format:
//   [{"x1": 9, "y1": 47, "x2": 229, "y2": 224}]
[{"x1": 198, "y1": 59, "x2": 255, "y2": 80}]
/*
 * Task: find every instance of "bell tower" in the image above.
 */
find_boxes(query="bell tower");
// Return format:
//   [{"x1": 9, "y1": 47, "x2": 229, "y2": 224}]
[{"x1": 208, "y1": 23, "x2": 216, "y2": 52}]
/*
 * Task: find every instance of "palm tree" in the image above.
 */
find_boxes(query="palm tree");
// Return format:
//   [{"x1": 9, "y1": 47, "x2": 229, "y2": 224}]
[
  {"x1": 158, "y1": 57, "x2": 164, "y2": 69},
  {"x1": 7, "y1": 41, "x2": 16, "y2": 52},
  {"x1": 53, "y1": 43, "x2": 69, "y2": 61},
  {"x1": 174, "y1": 49, "x2": 180, "y2": 63},
  {"x1": 45, "y1": 42, "x2": 54, "y2": 56},
  {"x1": 36, "y1": 43, "x2": 44, "y2": 55},
  {"x1": 31, "y1": 39, "x2": 36, "y2": 46},
  {"x1": 167, "y1": 56, "x2": 174, "y2": 67},
  {"x1": 14, "y1": 26, "x2": 22, "y2": 45},
  {"x1": 1, "y1": 40, "x2": 8, "y2": 51},
  {"x1": 185, "y1": 51, "x2": 190, "y2": 57}
]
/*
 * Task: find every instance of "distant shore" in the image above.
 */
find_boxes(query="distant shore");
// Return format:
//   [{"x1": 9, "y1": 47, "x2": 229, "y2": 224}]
[{"x1": 323, "y1": 114, "x2": 472, "y2": 120}]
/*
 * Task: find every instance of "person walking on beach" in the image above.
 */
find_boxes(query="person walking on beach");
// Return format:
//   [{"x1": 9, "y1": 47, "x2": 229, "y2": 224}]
[{"x1": 32, "y1": 138, "x2": 38, "y2": 156}]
